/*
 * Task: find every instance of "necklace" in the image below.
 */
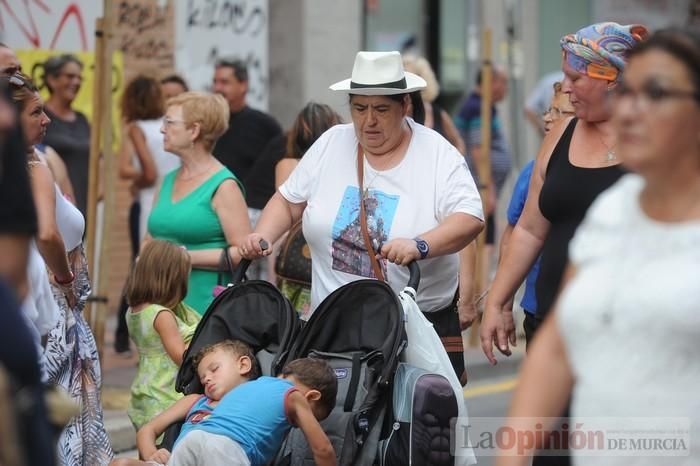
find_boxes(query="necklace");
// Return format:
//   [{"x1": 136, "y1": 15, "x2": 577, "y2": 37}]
[
  {"x1": 362, "y1": 156, "x2": 382, "y2": 198},
  {"x1": 178, "y1": 162, "x2": 214, "y2": 181},
  {"x1": 595, "y1": 125, "x2": 617, "y2": 162}
]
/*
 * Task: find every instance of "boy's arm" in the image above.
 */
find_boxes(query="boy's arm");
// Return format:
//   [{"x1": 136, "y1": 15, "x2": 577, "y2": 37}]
[
  {"x1": 287, "y1": 392, "x2": 336, "y2": 466},
  {"x1": 136, "y1": 394, "x2": 201, "y2": 460}
]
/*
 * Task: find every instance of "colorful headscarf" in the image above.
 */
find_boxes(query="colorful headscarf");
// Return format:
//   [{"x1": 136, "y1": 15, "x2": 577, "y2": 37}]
[{"x1": 561, "y1": 22, "x2": 649, "y2": 81}]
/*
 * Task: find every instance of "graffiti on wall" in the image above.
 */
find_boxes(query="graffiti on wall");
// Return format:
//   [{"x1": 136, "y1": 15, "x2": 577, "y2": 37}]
[
  {"x1": 114, "y1": 0, "x2": 175, "y2": 79},
  {"x1": 0, "y1": 0, "x2": 100, "y2": 51},
  {"x1": 175, "y1": 0, "x2": 268, "y2": 109}
]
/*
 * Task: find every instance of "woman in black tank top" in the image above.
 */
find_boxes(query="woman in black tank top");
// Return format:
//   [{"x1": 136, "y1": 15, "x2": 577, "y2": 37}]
[
  {"x1": 480, "y1": 21, "x2": 648, "y2": 466},
  {"x1": 481, "y1": 22, "x2": 645, "y2": 360},
  {"x1": 536, "y1": 118, "x2": 624, "y2": 323}
]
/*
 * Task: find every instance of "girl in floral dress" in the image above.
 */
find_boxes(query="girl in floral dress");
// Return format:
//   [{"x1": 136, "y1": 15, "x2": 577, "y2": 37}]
[{"x1": 124, "y1": 240, "x2": 200, "y2": 430}]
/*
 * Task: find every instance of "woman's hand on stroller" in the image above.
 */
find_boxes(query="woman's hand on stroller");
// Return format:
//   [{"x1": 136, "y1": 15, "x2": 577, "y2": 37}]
[
  {"x1": 380, "y1": 238, "x2": 420, "y2": 266},
  {"x1": 147, "y1": 448, "x2": 171, "y2": 464},
  {"x1": 240, "y1": 234, "x2": 272, "y2": 259}
]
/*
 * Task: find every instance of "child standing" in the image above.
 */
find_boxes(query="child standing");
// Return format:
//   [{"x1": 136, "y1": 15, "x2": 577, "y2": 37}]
[
  {"x1": 111, "y1": 340, "x2": 337, "y2": 466},
  {"x1": 125, "y1": 239, "x2": 201, "y2": 430}
]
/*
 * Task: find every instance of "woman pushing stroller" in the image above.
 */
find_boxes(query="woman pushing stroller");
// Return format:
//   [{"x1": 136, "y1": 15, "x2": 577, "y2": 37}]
[{"x1": 241, "y1": 50, "x2": 484, "y2": 381}]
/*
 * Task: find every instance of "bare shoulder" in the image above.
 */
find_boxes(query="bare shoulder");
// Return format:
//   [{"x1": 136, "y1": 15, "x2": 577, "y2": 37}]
[{"x1": 275, "y1": 158, "x2": 299, "y2": 187}]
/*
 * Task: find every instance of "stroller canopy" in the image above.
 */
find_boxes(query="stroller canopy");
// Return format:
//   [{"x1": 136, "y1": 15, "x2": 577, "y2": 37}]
[{"x1": 176, "y1": 281, "x2": 298, "y2": 394}]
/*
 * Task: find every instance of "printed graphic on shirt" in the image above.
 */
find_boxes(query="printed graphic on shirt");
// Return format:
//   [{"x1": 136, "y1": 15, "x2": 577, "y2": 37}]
[
  {"x1": 187, "y1": 409, "x2": 212, "y2": 424},
  {"x1": 331, "y1": 186, "x2": 399, "y2": 278}
]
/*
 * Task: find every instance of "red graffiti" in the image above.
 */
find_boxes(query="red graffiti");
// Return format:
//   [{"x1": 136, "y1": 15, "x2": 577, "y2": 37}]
[{"x1": 0, "y1": 0, "x2": 89, "y2": 51}]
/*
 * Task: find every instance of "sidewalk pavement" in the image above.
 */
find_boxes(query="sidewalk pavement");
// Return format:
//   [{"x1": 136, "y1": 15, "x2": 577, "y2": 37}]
[{"x1": 101, "y1": 315, "x2": 525, "y2": 454}]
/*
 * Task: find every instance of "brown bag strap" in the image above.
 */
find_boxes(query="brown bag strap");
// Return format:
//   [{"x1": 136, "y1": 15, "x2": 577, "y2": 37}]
[{"x1": 357, "y1": 144, "x2": 385, "y2": 282}]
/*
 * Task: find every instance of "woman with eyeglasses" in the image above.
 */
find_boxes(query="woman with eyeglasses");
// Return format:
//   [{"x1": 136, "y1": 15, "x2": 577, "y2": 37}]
[
  {"x1": 497, "y1": 81, "x2": 576, "y2": 347},
  {"x1": 494, "y1": 26, "x2": 700, "y2": 466},
  {"x1": 4, "y1": 72, "x2": 113, "y2": 465},
  {"x1": 41, "y1": 54, "x2": 90, "y2": 216},
  {"x1": 142, "y1": 92, "x2": 251, "y2": 315}
]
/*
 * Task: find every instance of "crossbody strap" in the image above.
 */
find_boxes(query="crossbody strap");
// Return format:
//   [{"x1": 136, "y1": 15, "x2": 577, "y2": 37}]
[{"x1": 356, "y1": 144, "x2": 385, "y2": 282}]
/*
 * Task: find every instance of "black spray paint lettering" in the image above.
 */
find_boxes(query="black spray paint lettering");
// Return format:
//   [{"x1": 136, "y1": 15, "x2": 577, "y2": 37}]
[
  {"x1": 187, "y1": 0, "x2": 266, "y2": 36},
  {"x1": 116, "y1": 1, "x2": 173, "y2": 65},
  {"x1": 117, "y1": 1, "x2": 168, "y2": 34}
]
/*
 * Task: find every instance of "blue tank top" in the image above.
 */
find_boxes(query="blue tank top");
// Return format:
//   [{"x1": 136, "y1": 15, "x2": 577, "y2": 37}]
[{"x1": 177, "y1": 377, "x2": 296, "y2": 466}]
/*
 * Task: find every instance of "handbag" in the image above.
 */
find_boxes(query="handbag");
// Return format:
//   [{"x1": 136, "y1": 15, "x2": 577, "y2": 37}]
[
  {"x1": 212, "y1": 246, "x2": 235, "y2": 297},
  {"x1": 275, "y1": 221, "x2": 312, "y2": 286}
]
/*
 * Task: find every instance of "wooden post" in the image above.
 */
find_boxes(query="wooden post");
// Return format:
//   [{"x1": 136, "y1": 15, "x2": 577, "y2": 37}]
[
  {"x1": 84, "y1": 17, "x2": 106, "y2": 327},
  {"x1": 469, "y1": 29, "x2": 494, "y2": 347},
  {"x1": 93, "y1": 0, "x2": 116, "y2": 361}
]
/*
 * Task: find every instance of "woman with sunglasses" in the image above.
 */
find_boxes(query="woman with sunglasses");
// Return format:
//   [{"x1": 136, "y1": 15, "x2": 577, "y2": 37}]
[
  {"x1": 4, "y1": 72, "x2": 113, "y2": 465},
  {"x1": 495, "y1": 26, "x2": 700, "y2": 466}
]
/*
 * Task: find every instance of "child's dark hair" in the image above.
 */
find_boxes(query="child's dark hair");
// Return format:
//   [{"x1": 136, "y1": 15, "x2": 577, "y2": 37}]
[
  {"x1": 281, "y1": 358, "x2": 337, "y2": 419},
  {"x1": 193, "y1": 339, "x2": 260, "y2": 380}
]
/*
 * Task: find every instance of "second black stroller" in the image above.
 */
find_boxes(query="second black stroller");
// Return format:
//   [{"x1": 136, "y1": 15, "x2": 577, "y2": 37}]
[{"x1": 272, "y1": 266, "x2": 420, "y2": 465}]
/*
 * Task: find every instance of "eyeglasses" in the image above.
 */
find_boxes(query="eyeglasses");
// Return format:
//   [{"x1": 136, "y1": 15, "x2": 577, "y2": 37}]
[
  {"x1": 0, "y1": 74, "x2": 28, "y2": 89},
  {"x1": 162, "y1": 117, "x2": 187, "y2": 128},
  {"x1": 7, "y1": 74, "x2": 26, "y2": 87},
  {"x1": 544, "y1": 107, "x2": 576, "y2": 120},
  {"x1": 613, "y1": 82, "x2": 700, "y2": 108}
]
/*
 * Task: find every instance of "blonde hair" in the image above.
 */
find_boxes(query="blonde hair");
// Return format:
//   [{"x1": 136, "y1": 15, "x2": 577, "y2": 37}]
[
  {"x1": 125, "y1": 240, "x2": 190, "y2": 309},
  {"x1": 402, "y1": 55, "x2": 440, "y2": 102},
  {"x1": 166, "y1": 91, "x2": 229, "y2": 150}
]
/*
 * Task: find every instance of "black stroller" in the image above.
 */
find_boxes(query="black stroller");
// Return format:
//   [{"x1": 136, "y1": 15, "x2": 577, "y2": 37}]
[
  {"x1": 271, "y1": 269, "x2": 411, "y2": 465},
  {"x1": 160, "y1": 259, "x2": 300, "y2": 446},
  {"x1": 164, "y1": 257, "x2": 461, "y2": 465}
]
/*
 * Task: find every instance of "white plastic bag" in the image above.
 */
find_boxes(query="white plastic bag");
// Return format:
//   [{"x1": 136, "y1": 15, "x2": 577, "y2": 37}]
[{"x1": 399, "y1": 287, "x2": 477, "y2": 466}]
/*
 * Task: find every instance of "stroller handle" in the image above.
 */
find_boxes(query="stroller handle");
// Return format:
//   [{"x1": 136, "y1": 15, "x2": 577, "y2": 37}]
[
  {"x1": 231, "y1": 239, "x2": 269, "y2": 283},
  {"x1": 406, "y1": 261, "x2": 420, "y2": 292}
]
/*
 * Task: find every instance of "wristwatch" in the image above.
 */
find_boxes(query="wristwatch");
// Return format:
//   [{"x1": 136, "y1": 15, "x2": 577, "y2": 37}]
[{"x1": 414, "y1": 237, "x2": 429, "y2": 260}]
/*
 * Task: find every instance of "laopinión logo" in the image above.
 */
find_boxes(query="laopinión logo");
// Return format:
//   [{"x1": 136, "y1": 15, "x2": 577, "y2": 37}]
[{"x1": 451, "y1": 417, "x2": 691, "y2": 457}]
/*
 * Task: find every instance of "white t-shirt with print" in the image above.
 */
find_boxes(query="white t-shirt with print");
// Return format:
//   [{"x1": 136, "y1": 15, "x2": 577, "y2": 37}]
[{"x1": 279, "y1": 119, "x2": 483, "y2": 313}]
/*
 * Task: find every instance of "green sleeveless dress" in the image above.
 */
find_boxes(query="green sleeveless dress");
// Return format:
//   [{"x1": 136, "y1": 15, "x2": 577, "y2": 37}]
[
  {"x1": 126, "y1": 303, "x2": 200, "y2": 429},
  {"x1": 148, "y1": 167, "x2": 242, "y2": 314}
]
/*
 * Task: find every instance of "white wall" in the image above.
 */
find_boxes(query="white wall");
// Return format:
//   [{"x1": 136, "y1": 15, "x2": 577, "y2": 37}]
[
  {"x1": 174, "y1": 0, "x2": 270, "y2": 110},
  {"x1": 269, "y1": 0, "x2": 362, "y2": 128}
]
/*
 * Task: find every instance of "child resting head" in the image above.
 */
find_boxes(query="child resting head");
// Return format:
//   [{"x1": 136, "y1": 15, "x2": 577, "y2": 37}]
[{"x1": 193, "y1": 339, "x2": 261, "y2": 401}]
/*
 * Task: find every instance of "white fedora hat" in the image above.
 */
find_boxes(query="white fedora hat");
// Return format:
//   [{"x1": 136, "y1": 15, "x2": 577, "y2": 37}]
[{"x1": 329, "y1": 51, "x2": 427, "y2": 96}]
